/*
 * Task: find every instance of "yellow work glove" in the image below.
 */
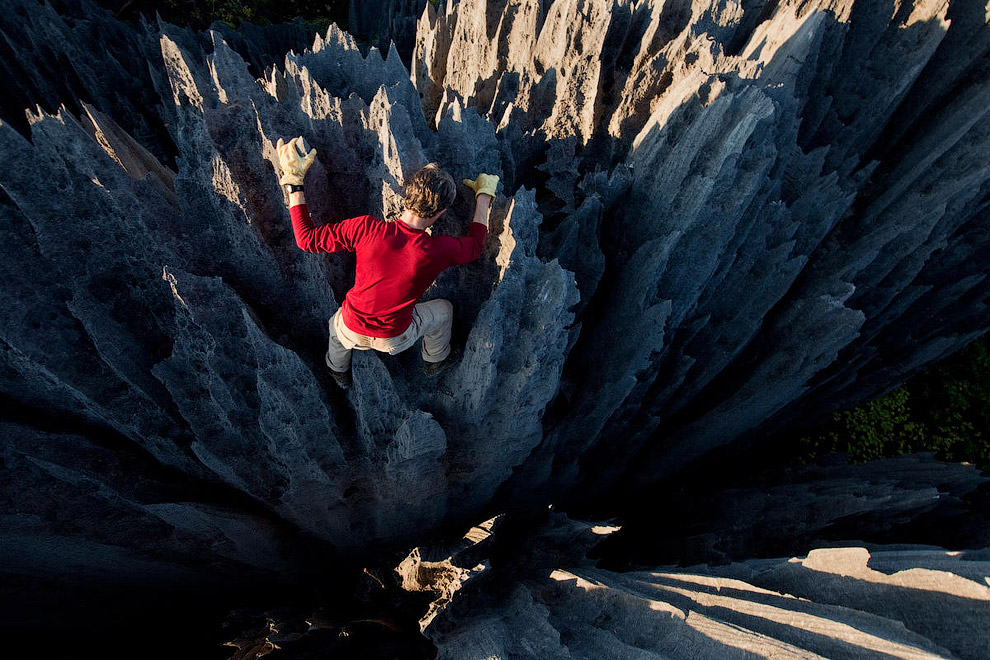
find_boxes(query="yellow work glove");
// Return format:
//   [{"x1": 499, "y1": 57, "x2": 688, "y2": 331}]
[
  {"x1": 276, "y1": 136, "x2": 317, "y2": 186},
  {"x1": 463, "y1": 173, "x2": 499, "y2": 198}
]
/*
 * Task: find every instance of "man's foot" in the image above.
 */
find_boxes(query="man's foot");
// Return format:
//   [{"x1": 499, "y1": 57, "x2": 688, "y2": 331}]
[
  {"x1": 423, "y1": 349, "x2": 459, "y2": 376},
  {"x1": 329, "y1": 368, "x2": 352, "y2": 390}
]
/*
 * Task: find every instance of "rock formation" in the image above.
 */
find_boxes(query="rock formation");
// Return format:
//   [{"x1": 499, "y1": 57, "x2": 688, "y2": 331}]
[
  {"x1": 1, "y1": 0, "x2": 989, "y2": 656},
  {"x1": 213, "y1": 456, "x2": 990, "y2": 660},
  {"x1": 428, "y1": 516, "x2": 990, "y2": 660},
  {"x1": 407, "y1": 0, "x2": 990, "y2": 503}
]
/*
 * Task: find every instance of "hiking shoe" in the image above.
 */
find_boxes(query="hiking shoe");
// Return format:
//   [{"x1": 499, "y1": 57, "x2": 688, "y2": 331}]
[
  {"x1": 329, "y1": 368, "x2": 352, "y2": 390},
  {"x1": 423, "y1": 348, "x2": 460, "y2": 376}
]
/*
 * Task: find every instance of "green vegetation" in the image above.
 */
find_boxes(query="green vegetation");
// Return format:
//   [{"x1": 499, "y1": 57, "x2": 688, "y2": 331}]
[{"x1": 799, "y1": 334, "x2": 990, "y2": 469}]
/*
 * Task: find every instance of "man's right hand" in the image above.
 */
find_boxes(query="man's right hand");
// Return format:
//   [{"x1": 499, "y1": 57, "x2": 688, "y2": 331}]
[
  {"x1": 463, "y1": 173, "x2": 499, "y2": 199},
  {"x1": 277, "y1": 136, "x2": 317, "y2": 186}
]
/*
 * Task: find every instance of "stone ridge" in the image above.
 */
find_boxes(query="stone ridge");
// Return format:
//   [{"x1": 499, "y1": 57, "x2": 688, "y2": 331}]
[
  {"x1": 412, "y1": 0, "x2": 990, "y2": 503},
  {"x1": 0, "y1": 0, "x2": 576, "y2": 587},
  {"x1": 0, "y1": 0, "x2": 988, "y2": 620},
  {"x1": 430, "y1": 540, "x2": 990, "y2": 660},
  {"x1": 424, "y1": 489, "x2": 990, "y2": 660}
]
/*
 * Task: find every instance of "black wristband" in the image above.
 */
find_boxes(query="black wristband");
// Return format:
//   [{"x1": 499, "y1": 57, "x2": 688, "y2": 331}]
[{"x1": 286, "y1": 184, "x2": 305, "y2": 193}]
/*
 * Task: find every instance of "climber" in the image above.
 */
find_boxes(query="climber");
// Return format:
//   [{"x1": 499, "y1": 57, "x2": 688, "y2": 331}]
[{"x1": 275, "y1": 136, "x2": 498, "y2": 389}]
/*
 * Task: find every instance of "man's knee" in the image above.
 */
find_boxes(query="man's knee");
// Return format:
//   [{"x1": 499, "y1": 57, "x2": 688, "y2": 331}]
[
  {"x1": 416, "y1": 299, "x2": 453, "y2": 329},
  {"x1": 435, "y1": 298, "x2": 453, "y2": 321},
  {"x1": 427, "y1": 299, "x2": 453, "y2": 333}
]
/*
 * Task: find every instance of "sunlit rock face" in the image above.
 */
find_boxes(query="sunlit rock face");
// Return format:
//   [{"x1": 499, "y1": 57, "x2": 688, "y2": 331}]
[
  {"x1": 1, "y1": 0, "x2": 989, "y2": 640},
  {"x1": 429, "y1": 515, "x2": 990, "y2": 660},
  {"x1": 421, "y1": 456, "x2": 990, "y2": 660},
  {"x1": 407, "y1": 0, "x2": 990, "y2": 503}
]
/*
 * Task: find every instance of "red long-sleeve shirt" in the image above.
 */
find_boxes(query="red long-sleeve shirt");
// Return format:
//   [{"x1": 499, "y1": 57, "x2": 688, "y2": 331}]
[{"x1": 290, "y1": 203, "x2": 487, "y2": 337}]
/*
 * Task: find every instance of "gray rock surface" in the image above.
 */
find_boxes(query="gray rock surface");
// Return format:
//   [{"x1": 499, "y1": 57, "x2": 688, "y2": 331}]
[
  {"x1": 424, "y1": 507, "x2": 990, "y2": 660},
  {"x1": 0, "y1": 0, "x2": 989, "y2": 648},
  {"x1": 431, "y1": 537, "x2": 990, "y2": 659}
]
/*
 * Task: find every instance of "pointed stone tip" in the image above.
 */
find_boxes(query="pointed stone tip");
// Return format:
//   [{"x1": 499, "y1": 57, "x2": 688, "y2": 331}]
[
  {"x1": 312, "y1": 31, "x2": 325, "y2": 53},
  {"x1": 423, "y1": 0, "x2": 437, "y2": 22},
  {"x1": 325, "y1": 22, "x2": 358, "y2": 51},
  {"x1": 26, "y1": 104, "x2": 46, "y2": 125},
  {"x1": 209, "y1": 29, "x2": 226, "y2": 48},
  {"x1": 283, "y1": 53, "x2": 304, "y2": 78}
]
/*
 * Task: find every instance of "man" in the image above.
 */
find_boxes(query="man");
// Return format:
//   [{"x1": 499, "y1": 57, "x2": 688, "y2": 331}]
[{"x1": 276, "y1": 136, "x2": 498, "y2": 388}]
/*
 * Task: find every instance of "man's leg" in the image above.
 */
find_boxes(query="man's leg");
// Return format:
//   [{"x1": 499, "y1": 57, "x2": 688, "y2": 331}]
[
  {"x1": 326, "y1": 310, "x2": 354, "y2": 373},
  {"x1": 413, "y1": 299, "x2": 453, "y2": 363}
]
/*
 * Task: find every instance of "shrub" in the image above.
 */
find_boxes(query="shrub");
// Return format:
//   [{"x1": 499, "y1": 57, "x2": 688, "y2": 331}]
[{"x1": 799, "y1": 334, "x2": 990, "y2": 469}]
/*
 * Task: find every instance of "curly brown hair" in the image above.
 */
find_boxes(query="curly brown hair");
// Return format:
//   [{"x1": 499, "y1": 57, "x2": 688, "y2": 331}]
[{"x1": 404, "y1": 163, "x2": 456, "y2": 218}]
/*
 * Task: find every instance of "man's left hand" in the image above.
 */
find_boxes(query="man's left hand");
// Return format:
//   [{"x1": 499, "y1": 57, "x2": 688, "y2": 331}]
[{"x1": 463, "y1": 173, "x2": 499, "y2": 198}]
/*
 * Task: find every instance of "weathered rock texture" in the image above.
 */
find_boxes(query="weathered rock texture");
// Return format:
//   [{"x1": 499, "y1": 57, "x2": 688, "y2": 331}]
[
  {"x1": 408, "y1": 0, "x2": 990, "y2": 503},
  {"x1": 1, "y1": 0, "x2": 989, "y2": 648},
  {"x1": 419, "y1": 456, "x2": 990, "y2": 659},
  {"x1": 428, "y1": 514, "x2": 990, "y2": 660}
]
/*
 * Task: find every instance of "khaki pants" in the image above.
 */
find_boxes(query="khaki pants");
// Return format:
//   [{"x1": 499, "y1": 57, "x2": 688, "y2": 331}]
[{"x1": 325, "y1": 299, "x2": 453, "y2": 372}]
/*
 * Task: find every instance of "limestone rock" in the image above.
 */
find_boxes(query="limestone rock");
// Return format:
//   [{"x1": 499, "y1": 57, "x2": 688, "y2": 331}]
[
  {"x1": 427, "y1": 509, "x2": 990, "y2": 660},
  {"x1": 0, "y1": 0, "x2": 989, "y2": 643},
  {"x1": 0, "y1": 422, "x2": 305, "y2": 585},
  {"x1": 411, "y1": 0, "x2": 990, "y2": 502},
  {"x1": 395, "y1": 515, "x2": 499, "y2": 630}
]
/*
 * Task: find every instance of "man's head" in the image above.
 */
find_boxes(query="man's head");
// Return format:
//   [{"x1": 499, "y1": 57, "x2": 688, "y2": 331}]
[{"x1": 404, "y1": 163, "x2": 456, "y2": 222}]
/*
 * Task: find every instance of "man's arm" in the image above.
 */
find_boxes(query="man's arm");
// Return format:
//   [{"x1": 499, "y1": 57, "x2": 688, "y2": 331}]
[
  {"x1": 289, "y1": 189, "x2": 306, "y2": 208},
  {"x1": 288, "y1": 191, "x2": 369, "y2": 254},
  {"x1": 286, "y1": 189, "x2": 320, "y2": 252},
  {"x1": 277, "y1": 137, "x2": 318, "y2": 251},
  {"x1": 445, "y1": 174, "x2": 498, "y2": 265},
  {"x1": 471, "y1": 193, "x2": 492, "y2": 229},
  {"x1": 463, "y1": 174, "x2": 498, "y2": 233},
  {"x1": 277, "y1": 137, "x2": 366, "y2": 253},
  {"x1": 446, "y1": 193, "x2": 491, "y2": 265},
  {"x1": 288, "y1": 191, "x2": 323, "y2": 253}
]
